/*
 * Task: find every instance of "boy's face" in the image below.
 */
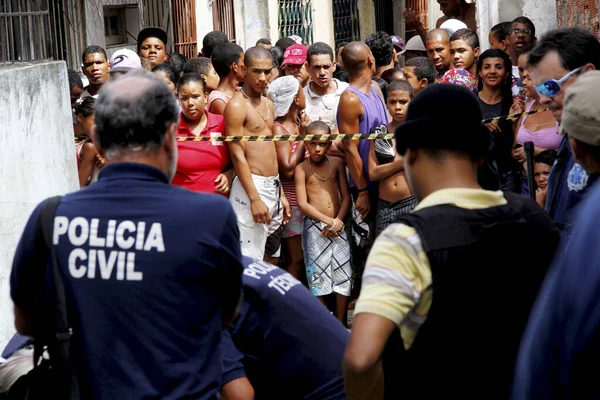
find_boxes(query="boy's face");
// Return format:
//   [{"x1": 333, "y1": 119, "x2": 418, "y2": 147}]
[
  {"x1": 386, "y1": 90, "x2": 411, "y2": 124},
  {"x1": 307, "y1": 139, "x2": 331, "y2": 162},
  {"x1": 402, "y1": 66, "x2": 426, "y2": 95},
  {"x1": 533, "y1": 162, "x2": 552, "y2": 190},
  {"x1": 450, "y1": 39, "x2": 479, "y2": 72},
  {"x1": 508, "y1": 22, "x2": 535, "y2": 53}
]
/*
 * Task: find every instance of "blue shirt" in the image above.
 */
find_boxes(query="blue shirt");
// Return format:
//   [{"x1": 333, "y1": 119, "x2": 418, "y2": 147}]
[
  {"x1": 221, "y1": 257, "x2": 349, "y2": 400},
  {"x1": 10, "y1": 163, "x2": 243, "y2": 400},
  {"x1": 545, "y1": 136, "x2": 594, "y2": 231},
  {"x1": 513, "y1": 182, "x2": 600, "y2": 399}
]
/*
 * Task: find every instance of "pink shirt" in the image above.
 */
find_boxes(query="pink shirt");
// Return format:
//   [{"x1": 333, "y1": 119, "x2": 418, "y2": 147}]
[{"x1": 516, "y1": 100, "x2": 561, "y2": 150}]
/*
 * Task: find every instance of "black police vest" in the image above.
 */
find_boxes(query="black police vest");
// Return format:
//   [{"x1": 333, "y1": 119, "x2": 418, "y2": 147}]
[{"x1": 383, "y1": 192, "x2": 559, "y2": 399}]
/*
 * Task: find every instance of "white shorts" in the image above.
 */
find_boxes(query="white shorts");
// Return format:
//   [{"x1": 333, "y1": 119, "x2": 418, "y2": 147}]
[{"x1": 230, "y1": 174, "x2": 283, "y2": 260}]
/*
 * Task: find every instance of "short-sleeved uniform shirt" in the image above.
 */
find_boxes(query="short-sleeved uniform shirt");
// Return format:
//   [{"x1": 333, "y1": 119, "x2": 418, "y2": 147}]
[
  {"x1": 172, "y1": 112, "x2": 231, "y2": 196},
  {"x1": 11, "y1": 163, "x2": 243, "y2": 400},
  {"x1": 221, "y1": 257, "x2": 349, "y2": 400}
]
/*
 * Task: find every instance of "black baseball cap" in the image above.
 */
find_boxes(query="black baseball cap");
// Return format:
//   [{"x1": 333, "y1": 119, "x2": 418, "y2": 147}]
[
  {"x1": 137, "y1": 27, "x2": 168, "y2": 50},
  {"x1": 395, "y1": 84, "x2": 490, "y2": 158}
]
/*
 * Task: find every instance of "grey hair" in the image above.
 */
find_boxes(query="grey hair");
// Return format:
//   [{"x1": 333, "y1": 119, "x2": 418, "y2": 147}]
[{"x1": 0, "y1": 347, "x2": 34, "y2": 393}]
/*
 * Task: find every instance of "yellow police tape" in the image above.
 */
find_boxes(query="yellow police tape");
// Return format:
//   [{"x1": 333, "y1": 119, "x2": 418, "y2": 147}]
[{"x1": 174, "y1": 108, "x2": 549, "y2": 142}]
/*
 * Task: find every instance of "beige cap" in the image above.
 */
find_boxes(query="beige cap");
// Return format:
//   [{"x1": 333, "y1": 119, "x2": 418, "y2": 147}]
[{"x1": 560, "y1": 70, "x2": 600, "y2": 146}]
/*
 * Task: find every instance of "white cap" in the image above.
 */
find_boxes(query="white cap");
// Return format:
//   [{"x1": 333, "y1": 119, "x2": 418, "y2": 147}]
[
  {"x1": 109, "y1": 49, "x2": 142, "y2": 73},
  {"x1": 400, "y1": 36, "x2": 427, "y2": 54},
  {"x1": 289, "y1": 35, "x2": 303, "y2": 44},
  {"x1": 440, "y1": 19, "x2": 468, "y2": 36}
]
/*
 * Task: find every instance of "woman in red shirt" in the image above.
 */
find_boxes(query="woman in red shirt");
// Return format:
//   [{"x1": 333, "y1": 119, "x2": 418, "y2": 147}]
[{"x1": 172, "y1": 73, "x2": 234, "y2": 196}]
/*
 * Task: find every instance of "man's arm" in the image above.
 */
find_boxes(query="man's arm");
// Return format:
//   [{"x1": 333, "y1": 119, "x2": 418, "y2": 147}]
[
  {"x1": 225, "y1": 98, "x2": 270, "y2": 224},
  {"x1": 11, "y1": 201, "x2": 51, "y2": 337},
  {"x1": 219, "y1": 206, "x2": 244, "y2": 328},
  {"x1": 337, "y1": 159, "x2": 351, "y2": 221},
  {"x1": 344, "y1": 224, "x2": 430, "y2": 399},
  {"x1": 338, "y1": 91, "x2": 371, "y2": 218},
  {"x1": 344, "y1": 314, "x2": 396, "y2": 400},
  {"x1": 220, "y1": 329, "x2": 255, "y2": 400}
]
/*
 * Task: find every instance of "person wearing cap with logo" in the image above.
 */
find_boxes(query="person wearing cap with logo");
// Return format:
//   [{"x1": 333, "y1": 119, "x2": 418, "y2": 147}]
[
  {"x1": 282, "y1": 43, "x2": 311, "y2": 88},
  {"x1": 109, "y1": 48, "x2": 142, "y2": 79},
  {"x1": 512, "y1": 71, "x2": 600, "y2": 400},
  {"x1": 138, "y1": 27, "x2": 168, "y2": 67},
  {"x1": 343, "y1": 84, "x2": 559, "y2": 399},
  {"x1": 527, "y1": 27, "x2": 600, "y2": 234},
  {"x1": 399, "y1": 36, "x2": 427, "y2": 62}
]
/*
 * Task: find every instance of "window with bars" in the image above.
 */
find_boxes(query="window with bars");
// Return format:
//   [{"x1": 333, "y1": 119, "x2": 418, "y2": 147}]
[
  {"x1": 333, "y1": 0, "x2": 360, "y2": 49},
  {"x1": 0, "y1": 0, "x2": 54, "y2": 63},
  {"x1": 278, "y1": 0, "x2": 313, "y2": 45},
  {"x1": 0, "y1": 0, "x2": 85, "y2": 69}
]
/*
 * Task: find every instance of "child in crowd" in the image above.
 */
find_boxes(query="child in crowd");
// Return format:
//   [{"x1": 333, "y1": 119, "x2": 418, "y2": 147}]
[
  {"x1": 368, "y1": 80, "x2": 416, "y2": 236},
  {"x1": 153, "y1": 64, "x2": 178, "y2": 95},
  {"x1": 533, "y1": 150, "x2": 557, "y2": 208},
  {"x1": 295, "y1": 121, "x2": 351, "y2": 325},
  {"x1": 73, "y1": 97, "x2": 100, "y2": 188},
  {"x1": 182, "y1": 57, "x2": 220, "y2": 94},
  {"x1": 268, "y1": 75, "x2": 310, "y2": 281},
  {"x1": 209, "y1": 42, "x2": 245, "y2": 114},
  {"x1": 439, "y1": 28, "x2": 480, "y2": 93},
  {"x1": 489, "y1": 22, "x2": 510, "y2": 53}
]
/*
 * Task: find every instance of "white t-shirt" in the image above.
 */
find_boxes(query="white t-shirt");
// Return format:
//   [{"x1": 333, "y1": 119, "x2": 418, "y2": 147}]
[{"x1": 303, "y1": 78, "x2": 349, "y2": 132}]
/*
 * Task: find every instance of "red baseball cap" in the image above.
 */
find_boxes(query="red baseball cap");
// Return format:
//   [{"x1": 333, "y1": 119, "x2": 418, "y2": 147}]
[{"x1": 281, "y1": 44, "x2": 308, "y2": 67}]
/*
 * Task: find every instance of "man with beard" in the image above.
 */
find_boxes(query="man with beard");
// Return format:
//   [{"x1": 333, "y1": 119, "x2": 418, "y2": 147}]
[{"x1": 425, "y1": 29, "x2": 452, "y2": 80}]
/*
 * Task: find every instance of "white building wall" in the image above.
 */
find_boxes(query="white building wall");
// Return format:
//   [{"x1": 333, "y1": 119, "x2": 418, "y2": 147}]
[
  {"x1": 312, "y1": 2, "x2": 335, "y2": 48},
  {"x1": 0, "y1": 61, "x2": 79, "y2": 348},
  {"x1": 197, "y1": 0, "x2": 215, "y2": 53}
]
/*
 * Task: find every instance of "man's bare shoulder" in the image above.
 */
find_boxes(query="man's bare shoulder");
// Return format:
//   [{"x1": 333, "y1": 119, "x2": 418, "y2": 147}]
[{"x1": 331, "y1": 156, "x2": 346, "y2": 169}]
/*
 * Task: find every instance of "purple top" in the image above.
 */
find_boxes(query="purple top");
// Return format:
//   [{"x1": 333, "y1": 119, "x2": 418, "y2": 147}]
[
  {"x1": 338, "y1": 86, "x2": 389, "y2": 190},
  {"x1": 516, "y1": 100, "x2": 561, "y2": 150}
]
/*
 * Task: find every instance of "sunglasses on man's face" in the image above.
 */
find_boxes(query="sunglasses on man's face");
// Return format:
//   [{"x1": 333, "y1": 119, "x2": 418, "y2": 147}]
[{"x1": 534, "y1": 67, "x2": 582, "y2": 97}]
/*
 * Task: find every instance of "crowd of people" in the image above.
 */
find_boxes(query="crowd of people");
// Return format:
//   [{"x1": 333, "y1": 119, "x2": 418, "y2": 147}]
[{"x1": 3, "y1": 4, "x2": 600, "y2": 399}]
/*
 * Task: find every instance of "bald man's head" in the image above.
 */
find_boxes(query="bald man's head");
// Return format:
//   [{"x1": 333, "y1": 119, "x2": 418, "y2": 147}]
[
  {"x1": 245, "y1": 46, "x2": 274, "y2": 67},
  {"x1": 426, "y1": 29, "x2": 450, "y2": 43},
  {"x1": 425, "y1": 29, "x2": 452, "y2": 73},
  {"x1": 95, "y1": 69, "x2": 179, "y2": 153},
  {"x1": 341, "y1": 41, "x2": 375, "y2": 76}
]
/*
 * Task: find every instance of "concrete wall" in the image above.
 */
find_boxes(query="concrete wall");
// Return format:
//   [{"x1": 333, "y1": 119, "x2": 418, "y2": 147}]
[
  {"x1": 0, "y1": 61, "x2": 79, "y2": 348},
  {"x1": 358, "y1": 0, "x2": 376, "y2": 40},
  {"x1": 197, "y1": 0, "x2": 215, "y2": 53},
  {"x1": 312, "y1": 1, "x2": 335, "y2": 48}
]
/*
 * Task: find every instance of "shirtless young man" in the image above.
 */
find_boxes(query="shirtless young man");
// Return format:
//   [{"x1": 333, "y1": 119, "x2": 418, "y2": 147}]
[
  {"x1": 226, "y1": 47, "x2": 291, "y2": 263},
  {"x1": 295, "y1": 121, "x2": 351, "y2": 324}
]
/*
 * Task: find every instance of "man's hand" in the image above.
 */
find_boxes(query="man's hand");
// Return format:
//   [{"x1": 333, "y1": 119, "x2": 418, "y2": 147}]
[
  {"x1": 215, "y1": 173, "x2": 231, "y2": 194},
  {"x1": 94, "y1": 154, "x2": 106, "y2": 169},
  {"x1": 281, "y1": 195, "x2": 292, "y2": 225},
  {"x1": 513, "y1": 147, "x2": 526, "y2": 163},
  {"x1": 355, "y1": 191, "x2": 371, "y2": 220},
  {"x1": 403, "y1": 8, "x2": 423, "y2": 30},
  {"x1": 299, "y1": 112, "x2": 311, "y2": 134},
  {"x1": 485, "y1": 122, "x2": 502, "y2": 135},
  {"x1": 251, "y1": 199, "x2": 271, "y2": 224}
]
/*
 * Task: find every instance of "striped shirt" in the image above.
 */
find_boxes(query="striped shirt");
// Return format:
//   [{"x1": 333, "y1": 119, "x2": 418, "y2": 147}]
[{"x1": 354, "y1": 188, "x2": 508, "y2": 349}]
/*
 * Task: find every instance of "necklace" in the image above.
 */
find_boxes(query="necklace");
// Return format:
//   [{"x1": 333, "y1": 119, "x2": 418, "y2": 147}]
[
  {"x1": 308, "y1": 156, "x2": 332, "y2": 181},
  {"x1": 310, "y1": 81, "x2": 336, "y2": 111},
  {"x1": 241, "y1": 89, "x2": 270, "y2": 121}
]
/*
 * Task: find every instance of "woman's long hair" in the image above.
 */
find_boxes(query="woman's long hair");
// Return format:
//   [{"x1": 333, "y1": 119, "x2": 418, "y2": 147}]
[{"x1": 477, "y1": 49, "x2": 513, "y2": 118}]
